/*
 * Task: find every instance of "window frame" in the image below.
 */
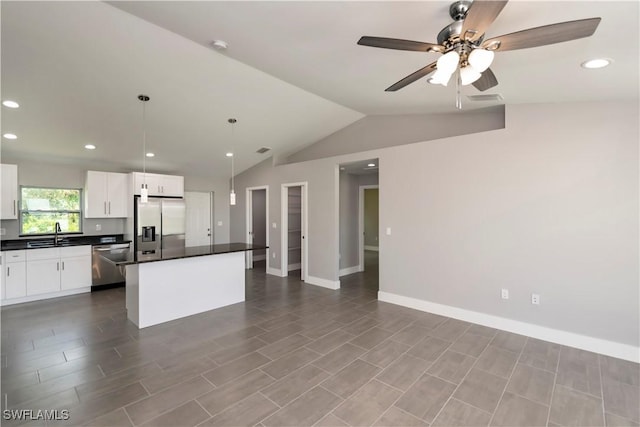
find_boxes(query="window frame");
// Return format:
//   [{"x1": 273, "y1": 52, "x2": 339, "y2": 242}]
[{"x1": 19, "y1": 185, "x2": 84, "y2": 236}]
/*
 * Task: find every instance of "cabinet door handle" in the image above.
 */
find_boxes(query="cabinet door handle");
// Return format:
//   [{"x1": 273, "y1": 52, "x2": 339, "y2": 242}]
[
  {"x1": 13, "y1": 200, "x2": 16, "y2": 215},
  {"x1": 57, "y1": 262, "x2": 60, "y2": 271},
  {"x1": 62, "y1": 262, "x2": 65, "y2": 270},
  {"x1": 7, "y1": 266, "x2": 9, "y2": 277},
  {"x1": 104, "y1": 201, "x2": 107, "y2": 214},
  {"x1": 108, "y1": 202, "x2": 111, "y2": 215}
]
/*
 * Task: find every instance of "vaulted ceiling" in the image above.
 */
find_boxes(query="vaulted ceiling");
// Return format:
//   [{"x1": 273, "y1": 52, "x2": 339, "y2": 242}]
[{"x1": 2, "y1": 1, "x2": 637, "y2": 179}]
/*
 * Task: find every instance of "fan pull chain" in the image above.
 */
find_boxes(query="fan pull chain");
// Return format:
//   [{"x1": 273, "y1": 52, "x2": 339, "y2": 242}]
[{"x1": 455, "y1": 68, "x2": 462, "y2": 110}]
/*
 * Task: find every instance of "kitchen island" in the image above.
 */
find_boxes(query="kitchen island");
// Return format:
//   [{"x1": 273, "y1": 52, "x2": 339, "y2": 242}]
[{"x1": 110, "y1": 243, "x2": 267, "y2": 328}]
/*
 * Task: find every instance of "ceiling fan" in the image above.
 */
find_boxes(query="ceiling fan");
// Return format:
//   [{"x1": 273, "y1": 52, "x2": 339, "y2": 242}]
[{"x1": 358, "y1": 0, "x2": 601, "y2": 108}]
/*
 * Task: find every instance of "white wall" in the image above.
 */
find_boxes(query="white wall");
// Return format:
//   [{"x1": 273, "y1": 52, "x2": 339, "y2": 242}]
[{"x1": 232, "y1": 101, "x2": 639, "y2": 358}]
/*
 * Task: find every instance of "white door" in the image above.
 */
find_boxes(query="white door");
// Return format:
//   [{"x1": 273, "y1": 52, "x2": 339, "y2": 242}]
[{"x1": 185, "y1": 191, "x2": 213, "y2": 247}]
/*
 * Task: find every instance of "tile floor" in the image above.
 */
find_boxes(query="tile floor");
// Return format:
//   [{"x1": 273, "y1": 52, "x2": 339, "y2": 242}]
[{"x1": 1, "y1": 254, "x2": 639, "y2": 426}]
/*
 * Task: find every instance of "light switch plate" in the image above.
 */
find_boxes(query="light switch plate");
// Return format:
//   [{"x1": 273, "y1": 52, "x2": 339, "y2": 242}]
[
  {"x1": 386, "y1": 227, "x2": 391, "y2": 235},
  {"x1": 217, "y1": 221, "x2": 223, "y2": 226},
  {"x1": 272, "y1": 222, "x2": 277, "y2": 228}
]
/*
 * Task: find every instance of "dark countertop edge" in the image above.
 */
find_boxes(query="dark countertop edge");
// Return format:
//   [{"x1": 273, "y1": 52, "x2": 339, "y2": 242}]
[
  {"x1": 118, "y1": 244, "x2": 269, "y2": 266},
  {"x1": 1, "y1": 235, "x2": 130, "y2": 251}
]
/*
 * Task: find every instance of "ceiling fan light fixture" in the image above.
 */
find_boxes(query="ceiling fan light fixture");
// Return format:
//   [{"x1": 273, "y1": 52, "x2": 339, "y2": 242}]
[
  {"x1": 460, "y1": 66, "x2": 482, "y2": 86},
  {"x1": 468, "y1": 48, "x2": 494, "y2": 72}
]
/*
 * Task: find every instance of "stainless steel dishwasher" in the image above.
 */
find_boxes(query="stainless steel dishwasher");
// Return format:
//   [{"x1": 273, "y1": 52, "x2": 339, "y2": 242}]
[{"x1": 92, "y1": 242, "x2": 131, "y2": 288}]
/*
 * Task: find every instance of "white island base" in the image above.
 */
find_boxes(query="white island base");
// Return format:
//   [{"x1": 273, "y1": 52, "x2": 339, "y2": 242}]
[{"x1": 125, "y1": 251, "x2": 245, "y2": 328}]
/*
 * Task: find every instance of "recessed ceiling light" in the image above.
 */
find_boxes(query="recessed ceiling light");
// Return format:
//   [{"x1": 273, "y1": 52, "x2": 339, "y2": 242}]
[
  {"x1": 3, "y1": 133, "x2": 17, "y2": 140},
  {"x1": 84, "y1": 144, "x2": 96, "y2": 150},
  {"x1": 2, "y1": 100, "x2": 19, "y2": 108},
  {"x1": 367, "y1": 163, "x2": 376, "y2": 167},
  {"x1": 146, "y1": 152, "x2": 155, "y2": 157},
  {"x1": 581, "y1": 58, "x2": 612, "y2": 69},
  {"x1": 226, "y1": 152, "x2": 233, "y2": 157},
  {"x1": 211, "y1": 40, "x2": 228, "y2": 50}
]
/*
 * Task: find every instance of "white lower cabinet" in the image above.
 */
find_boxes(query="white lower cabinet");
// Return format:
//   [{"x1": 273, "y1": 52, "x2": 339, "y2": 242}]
[
  {"x1": 60, "y1": 254, "x2": 91, "y2": 290},
  {"x1": 26, "y1": 257, "x2": 60, "y2": 295},
  {"x1": 3, "y1": 250, "x2": 26, "y2": 299},
  {"x1": 2, "y1": 246, "x2": 91, "y2": 304}
]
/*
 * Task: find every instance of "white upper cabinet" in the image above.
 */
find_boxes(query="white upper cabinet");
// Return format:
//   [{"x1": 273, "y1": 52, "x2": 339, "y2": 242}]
[
  {"x1": 84, "y1": 171, "x2": 129, "y2": 218},
  {"x1": 132, "y1": 172, "x2": 184, "y2": 198},
  {"x1": 1, "y1": 164, "x2": 18, "y2": 220}
]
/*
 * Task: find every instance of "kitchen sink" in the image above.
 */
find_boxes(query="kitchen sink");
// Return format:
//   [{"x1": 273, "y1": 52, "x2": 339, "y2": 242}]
[{"x1": 26, "y1": 239, "x2": 72, "y2": 248}]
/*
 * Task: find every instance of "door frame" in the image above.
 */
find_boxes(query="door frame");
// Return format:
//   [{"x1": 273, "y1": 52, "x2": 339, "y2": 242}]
[
  {"x1": 245, "y1": 185, "x2": 269, "y2": 269},
  {"x1": 281, "y1": 182, "x2": 308, "y2": 281},
  {"x1": 359, "y1": 185, "x2": 379, "y2": 272}
]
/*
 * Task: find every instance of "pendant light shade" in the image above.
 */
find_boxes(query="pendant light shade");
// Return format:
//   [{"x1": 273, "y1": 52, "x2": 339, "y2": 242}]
[
  {"x1": 138, "y1": 94, "x2": 150, "y2": 203},
  {"x1": 228, "y1": 118, "x2": 237, "y2": 206},
  {"x1": 468, "y1": 48, "x2": 495, "y2": 72},
  {"x1": 460, "y1": 66, "x2": 482, "y2": 86}
]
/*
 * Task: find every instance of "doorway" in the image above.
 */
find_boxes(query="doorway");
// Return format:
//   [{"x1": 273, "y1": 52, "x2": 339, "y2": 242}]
[
  {"x1": 281, "y1": 182, "x2": 308, "y2": 281},
  {"x1": 245, "y1": 186, "x2": 269, "y2": 270},
  {"x1": 184, "y1": 191, "x2": 213, "y2": 247},
  {"x1": 359, "y1": 185, "x2": 379, "y2": 272},
  {"x1": 338, "y1": 159, "x2": 379, "y2": 291}
]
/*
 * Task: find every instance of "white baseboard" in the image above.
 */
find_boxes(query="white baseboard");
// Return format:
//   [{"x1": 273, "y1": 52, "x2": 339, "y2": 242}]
[
  {"x1": 266, "y1": 267, "x2": 285, "y2": 277},
  {"x1": 306, "y1": 275, "x2": 340, "y2": 290},
  {"x1": 364, "y1": 245, "x2": 379, "y2": 252},
  {"x1": 1, "y1": 287, "x2": 91, "y2": 306},
  {"x1": 339, "y1": 265, "x2": 360, "y2": 277},
  {"x1": 253, "y1": 254, "x2": 266, "y2": 261},
  {"x1": 378, "y1": 291, "x2": 640, "y2": 363},
  {"x1": 288, "y1": 263, "x2": 301, "y2": 271}
]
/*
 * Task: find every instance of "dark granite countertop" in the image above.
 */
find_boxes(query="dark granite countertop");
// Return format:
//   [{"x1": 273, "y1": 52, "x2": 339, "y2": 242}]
[
  {"x1": 1, "y1": 234, "x2": 131, "y2": 251},
  {"x1": 103, "y1": 243, "x2": 268, "y2": 266}
]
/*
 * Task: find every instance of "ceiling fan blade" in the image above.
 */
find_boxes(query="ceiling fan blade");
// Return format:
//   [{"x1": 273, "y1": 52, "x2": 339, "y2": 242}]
[
  {"x1": 385, "y1": 62, "x2": 437, "y2": 92},
  {"x1": 461, "y1": 0, "x2": 509, "y2": 42},
  {"x1": 358, "y1": 36, "x2": 442, "y2": 52},
  {"x1": 472, "y1": 68, "x2": 498, "y2": 92},
  {"x1": 482, "y1": 18, "x2": 601, "y2": 52}
]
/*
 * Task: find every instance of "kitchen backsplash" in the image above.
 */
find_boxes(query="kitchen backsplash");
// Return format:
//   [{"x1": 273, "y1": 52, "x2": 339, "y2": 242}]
[{"x1": 1, "y1": 218, "x2": 125, "y2": 240}]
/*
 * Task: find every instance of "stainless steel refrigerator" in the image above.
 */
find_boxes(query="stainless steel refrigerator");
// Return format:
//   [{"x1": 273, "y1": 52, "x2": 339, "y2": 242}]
[{"x1": 135, "y1": 197, "x2": 186, "y2": 253}]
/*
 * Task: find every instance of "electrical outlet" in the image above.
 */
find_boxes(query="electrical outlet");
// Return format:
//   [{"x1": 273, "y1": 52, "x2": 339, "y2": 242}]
[
  {"x1": 95, "y1": 224, "x2": 101, "y2": 231},
  {"x1": 501, "y1": 289, "x2": 509, "y2": 300},
  {"x1": 531, "y1": 293, "x2": 540, "y2": 305},
  {"x1": 386, "y1": 227, "x2": 391, "y2": 235},
  {"x1": 272, "y1": 222, "x2": 277, "y2": 228},
  {"x1": 272, "y1": 252, "x2": 276, "y2": 258},
  {"x1": 217, "y1": 221, "x2": 223, "y2": 226},
  {"x1": 0, "y1": 228, "x2": 5, "y2": 236}
]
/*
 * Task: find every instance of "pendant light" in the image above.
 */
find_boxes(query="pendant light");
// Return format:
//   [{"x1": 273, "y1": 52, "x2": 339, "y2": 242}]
[
  {"x1": 138, "y1": 94, "x2": 150, "y2": 203},
  {"x1": 228, "y1": 118, "x2": 237, "y2": 206}
]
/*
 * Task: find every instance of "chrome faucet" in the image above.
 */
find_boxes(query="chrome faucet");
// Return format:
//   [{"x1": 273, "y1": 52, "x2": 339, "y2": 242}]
[{"x1": 54, "y1": 222, "x2": 62, "y2": 246}]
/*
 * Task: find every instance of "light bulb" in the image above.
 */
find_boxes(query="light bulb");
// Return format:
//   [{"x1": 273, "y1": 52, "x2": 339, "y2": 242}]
[
  {"x1": 468, "y1": 48, "x2": 494, "y2": 72},
  {"x1": 460, "y1": 66, "x2": 482, "y2": 86}
]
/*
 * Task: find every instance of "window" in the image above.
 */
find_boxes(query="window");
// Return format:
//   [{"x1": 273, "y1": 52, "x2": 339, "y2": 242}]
[{"x1": 20, "y1": 187, "x2": 82, "y2": 235}]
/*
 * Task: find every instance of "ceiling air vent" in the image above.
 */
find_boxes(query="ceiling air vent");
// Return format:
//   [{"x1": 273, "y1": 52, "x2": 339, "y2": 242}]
[
  {"x1": 256, "y1": 147, "x2": 271, "y2": 154},
  {"x1": 467, "y1": 94, "x2": 504, "y2": 102}
]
